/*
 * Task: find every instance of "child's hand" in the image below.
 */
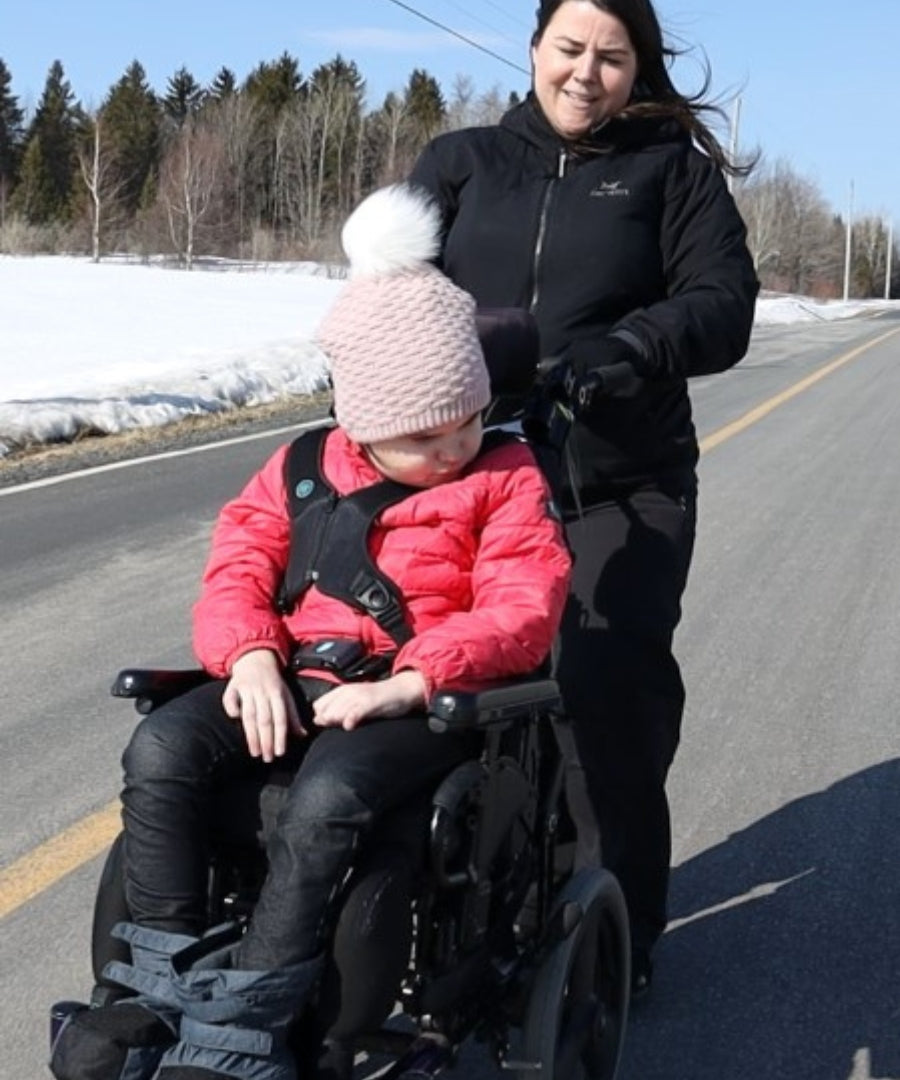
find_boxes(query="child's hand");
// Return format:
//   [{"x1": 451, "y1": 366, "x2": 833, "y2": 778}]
[
  {"x1": 312, "y1": 670, "x2": 427, "y2": 731},
  {"x1": 223, "y1": 649, "x2": 304, "y2": 762}
]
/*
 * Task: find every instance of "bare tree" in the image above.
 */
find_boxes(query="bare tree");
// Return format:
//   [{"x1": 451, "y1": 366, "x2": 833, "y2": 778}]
[
  {"x1": 307, "y1": 68, "x2": 363, "y2": 231},
  {"x1": 202, "y1": 93, "x2": 261, "y2": 255},
  {"x1": 270, "y1": 75, "x2": 363, "y2": 255},
  {"x1": 736, "y1": 158, "x2": 843, "y2": 296},
  {"x1": 736, "y1": 168, "x2": 782, "y2": 278},
  {"x1": 373, "y1": 93, "x2": 411, "y2": 184},
  {"x1": 446, "y1": 74, "x2": 476, "y2": 130},
  {"x1": 158, "y1": 117, "x2": 223, "y2": 268},
  {"x1": 267, "y1": 104, "x2": 307, "y2": 248},
  {"x1": 470, "y1": 86, "x2": 508, "y2": 127},
  {"x1": 852, "y1": 215, "x2": 890, "y2": 298},
  {"x1": 76, "y1": 110, "x2": 129, "y2": 261}
]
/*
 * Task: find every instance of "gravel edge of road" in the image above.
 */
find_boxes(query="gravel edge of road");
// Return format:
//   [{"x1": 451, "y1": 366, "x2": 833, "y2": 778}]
[{"x1": 0, "y1": 394, "x2": 333, "y2": 490}]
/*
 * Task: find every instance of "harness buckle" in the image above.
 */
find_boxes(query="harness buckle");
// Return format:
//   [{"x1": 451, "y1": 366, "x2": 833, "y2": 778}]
[{"x1": 291, "y1": 639, "x2": 396, "y2": 682}]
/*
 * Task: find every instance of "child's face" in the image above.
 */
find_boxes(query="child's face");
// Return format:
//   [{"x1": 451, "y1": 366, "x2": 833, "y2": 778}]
[{"x1": 365, "y1": 413, "x2": 484, "y2": 488}]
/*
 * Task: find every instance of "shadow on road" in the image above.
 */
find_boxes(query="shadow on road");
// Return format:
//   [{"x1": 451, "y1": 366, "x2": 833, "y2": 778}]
[{"x1": 620, "y1": 759, "x2": 900, "y2": 1080}]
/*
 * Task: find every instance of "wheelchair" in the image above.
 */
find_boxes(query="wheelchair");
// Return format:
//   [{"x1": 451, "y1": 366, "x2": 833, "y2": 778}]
[
  {"x1": 51, "y1": 309, "x2": 630, "y2": 1079},
  {"x1": 54, "y1": 663, "x2": 630, "y2": 1080}
]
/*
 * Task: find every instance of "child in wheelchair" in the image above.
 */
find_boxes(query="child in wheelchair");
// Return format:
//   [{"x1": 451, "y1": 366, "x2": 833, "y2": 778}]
[{"x1": 50, "y1": 184, "x2": 572, "y2": 1080}]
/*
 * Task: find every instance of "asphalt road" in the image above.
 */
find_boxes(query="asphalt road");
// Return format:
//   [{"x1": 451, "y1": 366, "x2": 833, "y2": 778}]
[{"x1": 2, "y1": 313, "x2": 899, "y2": 1080}]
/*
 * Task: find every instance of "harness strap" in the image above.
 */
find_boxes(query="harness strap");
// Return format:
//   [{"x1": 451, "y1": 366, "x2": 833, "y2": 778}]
[{"x1": 278, "y1": 427, "x2": 418, "y2": 646}]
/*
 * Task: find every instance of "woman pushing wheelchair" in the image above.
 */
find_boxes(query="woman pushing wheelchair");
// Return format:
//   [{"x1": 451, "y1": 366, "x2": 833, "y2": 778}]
[{"x1": 49, "y1": 183, "x2": 571, "y2": 1080}]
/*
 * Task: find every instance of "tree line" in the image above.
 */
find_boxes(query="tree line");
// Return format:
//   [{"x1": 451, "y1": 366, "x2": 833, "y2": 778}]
[
  {"x1": 0, "y1": 53, "x2": 512, "y2": 267},
  {"x1": 0, "y1": 54, "x2": 896, "y2": 297},
  {"x1": 736, "y1": 160, "x2": 896, "y2": 300}
]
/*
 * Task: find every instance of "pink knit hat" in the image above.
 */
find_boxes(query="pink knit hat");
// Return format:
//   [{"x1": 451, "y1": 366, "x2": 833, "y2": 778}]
[{"x1": 316, "y1": 184, "x2": 491, "y2": 444}]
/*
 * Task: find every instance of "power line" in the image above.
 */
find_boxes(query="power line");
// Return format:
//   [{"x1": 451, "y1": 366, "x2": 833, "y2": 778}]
[
  {"x1": 383, "y1": 0, "x2": 530, "y2": 77},
  {"x1": 441, "y1": 0, "x2": 527, "y2": 50},
  {"x1": 478, "y1": 0, "x2": 532, "y2": 32}
]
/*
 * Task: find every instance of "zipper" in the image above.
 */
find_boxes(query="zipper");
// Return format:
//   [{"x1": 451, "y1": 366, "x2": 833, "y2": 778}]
[{"x1": 529, "y1": 148, "x2": 568, "y2": 314}]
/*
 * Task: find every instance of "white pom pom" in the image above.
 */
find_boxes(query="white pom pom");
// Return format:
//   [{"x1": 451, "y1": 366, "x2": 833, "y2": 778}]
[{"x1": 341, "y1": 184, "x2": 441, "y2": 278}]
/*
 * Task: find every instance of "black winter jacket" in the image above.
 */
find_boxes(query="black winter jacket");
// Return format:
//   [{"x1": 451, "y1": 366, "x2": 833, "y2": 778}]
[{"x1": 409, "y1": 97, "x2": 759, "y2": 506}]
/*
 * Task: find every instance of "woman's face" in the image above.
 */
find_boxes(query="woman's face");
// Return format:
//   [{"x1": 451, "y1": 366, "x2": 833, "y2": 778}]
[{"x1": 532, "y1": 1, "x2": 638, "y2": 139}]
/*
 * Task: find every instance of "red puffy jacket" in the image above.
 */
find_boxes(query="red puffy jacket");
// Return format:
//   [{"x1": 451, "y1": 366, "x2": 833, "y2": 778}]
[{"x1": 193, "y1": 426, "x2": 571, "y2": 697}]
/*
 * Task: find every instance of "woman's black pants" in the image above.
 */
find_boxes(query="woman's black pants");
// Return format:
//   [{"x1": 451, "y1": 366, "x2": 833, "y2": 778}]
[
  {"x1": 556, "y1": 482, "x2": 697, "y2": 956},
  {"x1": 119, "y1": 679, "x2": 473, "y2": 971}
]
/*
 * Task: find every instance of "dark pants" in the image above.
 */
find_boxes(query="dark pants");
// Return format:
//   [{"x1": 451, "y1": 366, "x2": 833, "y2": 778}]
[
  {"x1": 555, "y1": 482, "x2": 697, "y2": 955},
  {"x1": 120, "y1": 679, "x2": 473, "y2": 970}
]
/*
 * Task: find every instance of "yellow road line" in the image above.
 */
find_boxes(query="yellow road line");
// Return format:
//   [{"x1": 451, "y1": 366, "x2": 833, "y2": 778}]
[
  {"x1": 0, "y1": 800, "x2": 120, "y2": 920},
  {"x1": 699, "y1": 326, "x2": 900, "y2": 454},
  {"x1": 3, "y1": 323, "x2": 898, "y2": 922}
]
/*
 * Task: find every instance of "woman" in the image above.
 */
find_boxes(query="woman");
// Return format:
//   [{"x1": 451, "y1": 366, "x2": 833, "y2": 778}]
[{"x1": 409, "y1": 0, "x2": 759, "y2": 999}]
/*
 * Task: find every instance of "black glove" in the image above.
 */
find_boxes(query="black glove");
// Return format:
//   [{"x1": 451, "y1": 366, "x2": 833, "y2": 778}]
[{"x1": 564, "y1": 335, "x2": 646, "y2": 416}]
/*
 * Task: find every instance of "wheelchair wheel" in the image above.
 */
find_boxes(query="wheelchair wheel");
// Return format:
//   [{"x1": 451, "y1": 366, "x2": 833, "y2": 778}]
[
  {"x1": 519, "y1": 867, "x2": 630, "y2": 1080},
  {"x1": 91, "y1": 831, "x2": 132, "y2": 986}
]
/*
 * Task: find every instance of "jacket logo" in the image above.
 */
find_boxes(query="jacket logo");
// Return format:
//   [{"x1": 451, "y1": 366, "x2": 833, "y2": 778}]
[{"x1": 590, "y1": 180, "x2": 630, "y2": 198}]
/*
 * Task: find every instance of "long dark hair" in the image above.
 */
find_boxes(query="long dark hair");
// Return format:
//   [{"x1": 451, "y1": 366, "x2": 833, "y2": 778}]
[{"x1": 532, "y1": 0, "x2": 750, "y2": 176}]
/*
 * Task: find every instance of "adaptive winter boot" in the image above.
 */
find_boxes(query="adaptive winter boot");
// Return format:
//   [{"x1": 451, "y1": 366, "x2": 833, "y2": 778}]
[
  {"x1": 49, "y1": 923, "x2": 197, "y2": 1080},
  {"x1": 133, "y1": 929, "x2": 324, "y2": 1080}
]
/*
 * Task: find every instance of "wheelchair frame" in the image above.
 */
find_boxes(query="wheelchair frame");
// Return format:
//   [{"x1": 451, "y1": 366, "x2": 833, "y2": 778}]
[{"x1": 74, "y1": 666, "x2": 631, "y2": 1080}]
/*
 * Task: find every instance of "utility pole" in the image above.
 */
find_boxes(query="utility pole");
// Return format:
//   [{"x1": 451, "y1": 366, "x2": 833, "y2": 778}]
[
  {"x1": 886, "y1": 219, "x2": 894, "y2": 300},
  {"x1": 727, "y1": 96, "x2": 742, "y2": 194},
  {"x1": 842, "y1": 180, "x2": 854, "y2": 301}
]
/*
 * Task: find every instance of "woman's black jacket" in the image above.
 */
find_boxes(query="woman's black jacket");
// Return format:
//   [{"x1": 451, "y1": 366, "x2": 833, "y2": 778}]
[{"x1": 409, "y1": 97, "x2": 760, "y2": 506}]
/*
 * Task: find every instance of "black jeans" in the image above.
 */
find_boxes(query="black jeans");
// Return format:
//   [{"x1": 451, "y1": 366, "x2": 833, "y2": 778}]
[
  {"x1": 555, "y1": 482, "x2": 697, "y2": 955},
  {"x1": 120, "y1": 679, "x2": 474, "y2": 970}
]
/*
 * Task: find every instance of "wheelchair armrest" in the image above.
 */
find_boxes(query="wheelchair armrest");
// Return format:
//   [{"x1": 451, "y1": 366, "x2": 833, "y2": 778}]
[
  {"x1": 426, "y1": 677, "x2": 562, "y2": 734},
  {"x1": 111, "y1": 668, "x2": 214, "y2": 715}
]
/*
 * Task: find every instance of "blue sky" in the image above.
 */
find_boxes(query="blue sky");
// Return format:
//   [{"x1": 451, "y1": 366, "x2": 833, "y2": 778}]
[{"x1": 4, "y1": 0, "x2": 898, "y2": 226}]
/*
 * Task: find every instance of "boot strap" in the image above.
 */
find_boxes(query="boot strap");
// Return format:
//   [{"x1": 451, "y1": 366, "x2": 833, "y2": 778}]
[
  {"x1": 101, "y1": 961, "x2": 180, "y2": 1007},
  {"x1": 110, "y1": 922, "x2": 198, "y2": 957},
  {"x1": 179, "y1": 1016, "x2": 273, "y2": 1056}
]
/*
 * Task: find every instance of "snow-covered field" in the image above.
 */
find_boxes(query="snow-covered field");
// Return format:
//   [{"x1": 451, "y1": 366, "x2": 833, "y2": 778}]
[{"x1": 1, "y1": 256, "x2": 895, "y2": 457}]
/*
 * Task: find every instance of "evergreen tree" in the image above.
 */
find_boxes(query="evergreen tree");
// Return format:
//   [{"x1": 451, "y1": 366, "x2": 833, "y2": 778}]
[
  {"x1": 404, "y1": 69, "x2": 446, "y2": 143},
  {"x1": 11, "y1": 60, "x2": 79, "y2": 223},
  {"x1": 208, "y1": 66, "x2": 237, "y2": 101},
  {"x1": 241, "y1": 53, "x2": 305, "y2": 227},
  {"x1": 164, "y1": 66, "x2": 205, "y2": 125},
  {"x1": 0, "y1": 58, "x2": 25, "y2": 216},
  {"x1": 307, "y1": 55, "x2": 364, "y2": 101},
  {"x1": 243, "y1": 52, "x2": 304, "y2": 116},
  {"x1": 101, "y1": 61, "x2": 162, "y2": 217},
  {"x1": 363, "y1": 72, "x2": 443, "y2": 188},
  {"x1": 14, "y1": 135, "x2": 50, "y2": 222}
]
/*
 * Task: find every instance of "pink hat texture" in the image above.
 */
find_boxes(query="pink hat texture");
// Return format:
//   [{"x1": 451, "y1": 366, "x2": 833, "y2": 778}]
[{"x1": 316, "y1": 184, "x2": 491, "y2": 444}]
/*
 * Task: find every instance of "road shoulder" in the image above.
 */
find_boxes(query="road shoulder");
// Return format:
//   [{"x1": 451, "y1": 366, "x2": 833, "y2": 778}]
[{"x1": 0, "y1": 394, "x2": 332, "y2": 490}]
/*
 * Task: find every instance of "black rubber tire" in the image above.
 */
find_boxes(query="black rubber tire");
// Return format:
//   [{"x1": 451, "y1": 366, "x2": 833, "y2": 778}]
[
  {"x1": 519, "y1": 867, "x2": 630, "y2": 1080},
  {"x1": 90, "y1": 831, "x2": 132, "y2": 986}
]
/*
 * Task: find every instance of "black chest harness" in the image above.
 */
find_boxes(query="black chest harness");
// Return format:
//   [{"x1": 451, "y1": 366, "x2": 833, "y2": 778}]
[{"x1": 276, "y1": 427, "x2": 516, "y2": 668}]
